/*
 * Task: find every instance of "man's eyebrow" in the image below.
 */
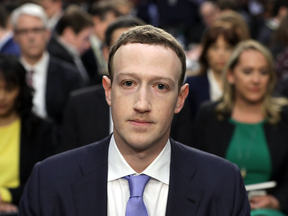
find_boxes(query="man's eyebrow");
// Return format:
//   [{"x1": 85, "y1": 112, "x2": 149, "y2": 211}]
[{"x1": 117, "y1": 72, "x2": 175, "y2": 83}]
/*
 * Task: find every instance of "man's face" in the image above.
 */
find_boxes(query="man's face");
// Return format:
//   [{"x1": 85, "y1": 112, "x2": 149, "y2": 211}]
[
  {"x1": 40, "y1": 0, "x2": 62, "y2": 18},
  {"x1": 14, "y1": 14, "x2": 50, "y2": 59},
  {"x1": 93, "y1": 11, "x2": 117, "y2": 42},
  {"x1": 103, "y1": 43, "x2": 188, "y2": 155},
  {"x1": 70, "y1": 27, "x2": 93, "y2": 55}
]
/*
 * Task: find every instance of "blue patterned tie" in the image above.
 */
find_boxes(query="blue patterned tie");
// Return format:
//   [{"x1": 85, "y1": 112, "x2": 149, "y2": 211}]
[{"x1": 123, "y1": 174, "x2": 151, "y2": 216}]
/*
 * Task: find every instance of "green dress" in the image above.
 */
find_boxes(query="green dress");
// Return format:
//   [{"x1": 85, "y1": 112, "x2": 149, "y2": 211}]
[{"x1": 226, "y1": 118, "x2": 286, "y2": 216}]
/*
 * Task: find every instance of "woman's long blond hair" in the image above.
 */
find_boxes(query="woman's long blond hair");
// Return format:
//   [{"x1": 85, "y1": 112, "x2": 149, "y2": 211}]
[{"x1": 216, "y1": 40, "x2": 288, "y2": 124}]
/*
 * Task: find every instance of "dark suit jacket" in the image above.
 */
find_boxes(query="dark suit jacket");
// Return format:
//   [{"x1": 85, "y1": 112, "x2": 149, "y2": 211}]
[
  {"x1": 0, "y1": 36, "x2": 20, "y2": 56},
  {"x1": 192, "y1": 102, "x2": 288, "y2": 213},
  {"x1": 9, "y1": 114, "x2": 55, "y2": 205},
  {"x1": 19, "y1": 136, "x2": 250, "y2": 215},
  {"x1": 61, "y1": 85, "x2": 193, "y2": 151},
  {"x1": 45, "y1": 57, "x2": 83, "y2": 126},
  {"x1": 186, "y1": 74, "x2": 210, "y2": 120}
]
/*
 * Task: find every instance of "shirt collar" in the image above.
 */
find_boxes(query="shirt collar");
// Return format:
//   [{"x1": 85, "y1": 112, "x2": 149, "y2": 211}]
[
  {"x1": 20, "y1": 51, "x2": 49, "y2": 73},
  {"x1": 207, "y1": 68, "x2": 222, "y2": 101},
  {"x1": 108, "y1": 134, "x2": 171, "y2": 185}
]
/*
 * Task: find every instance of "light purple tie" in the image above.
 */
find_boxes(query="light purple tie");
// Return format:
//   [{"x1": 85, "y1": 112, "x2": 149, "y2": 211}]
[{"x1": 123, "y1": 174, "x2": 151, "y2": 216}]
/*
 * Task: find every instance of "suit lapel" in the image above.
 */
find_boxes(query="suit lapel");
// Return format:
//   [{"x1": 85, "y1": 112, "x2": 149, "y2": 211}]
[
  {"x1": 166, "y1": 140, "x2": 203, "y2": 216},
  {"x1": 71, "y1": 136, "x2": 110, "y2": 216}
]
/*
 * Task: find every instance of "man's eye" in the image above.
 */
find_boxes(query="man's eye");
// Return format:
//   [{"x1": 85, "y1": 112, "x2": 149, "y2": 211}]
[
  {"x1": 157, "y1": 84, "x2": 167, "y2": 90},
  {"x1": 124, "y1": 81, "x2": 133, "y2": 86}
]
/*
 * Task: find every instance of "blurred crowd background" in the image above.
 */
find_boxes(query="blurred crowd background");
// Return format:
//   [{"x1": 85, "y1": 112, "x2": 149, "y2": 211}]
[{"x1": 1, "y1": 0, "x2": 288, "y2": 215}]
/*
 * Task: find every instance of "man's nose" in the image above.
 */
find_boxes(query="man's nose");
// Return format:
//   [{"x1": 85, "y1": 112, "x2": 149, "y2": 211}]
[{"x1": 133, "y1": 86, "x2": 152, "y2": 113}]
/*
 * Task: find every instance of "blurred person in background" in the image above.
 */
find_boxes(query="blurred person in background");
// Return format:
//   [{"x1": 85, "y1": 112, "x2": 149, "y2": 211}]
[
  {"x1": 83, "y1": 0, "x2": 122, "y2": 84},
  {"x1": 186, "y1": 22, "x2": 241, "y2": 120},
  {"x1": 39, "y1": 0, "x2": 63, "y2": 31},
  {"x1": 0, "y1": 4, "x2": 20, "y2": 56},
  {"x1": 185, "y1": 9, "x2": 249, "y2": 76},
  {"x1": 12, "y1": 3, "x2": 82, "y2": 129},
  {"x1": 273, "y1": 15, "x2": 288, "y2": 88},
  {"x1": 216, "y1": 10, "x2": 251, "y2": 40},
  {"x1": 186, "y1": 0, "x2": 220, "y2": 45},
  {"x1": 200, "y1": 1, "x2": 220, "y2": 28},
  {"x1": 270, "y1": 14, "x2": 288, "y2": 59},
  {"x1": 0, "y1": 55, "x2": 55, "y2": 213},
  {"x1": 47, "y1": 5, "x2": 94, "y2": 85},
  {"x1": 257, "y1": 0, "x2": 288, "y2": 47},
  {"x1": 192, "y1": 40, "x2": 288, "y2": 216}
]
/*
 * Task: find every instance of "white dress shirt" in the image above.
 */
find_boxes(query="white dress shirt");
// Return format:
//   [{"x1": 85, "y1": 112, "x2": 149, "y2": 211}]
[
  {"x1": 20, "y1": 52, "x2": 49, "y2": 119},
  {"x1": 207, "y1": 69, "x2": 223, "y2": 101},
  {"x1": 108, "y1": 135, "x2": 170, "y2": 216}
]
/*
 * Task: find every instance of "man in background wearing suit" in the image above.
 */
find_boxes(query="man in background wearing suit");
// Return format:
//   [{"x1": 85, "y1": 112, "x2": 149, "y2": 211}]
[
  {"x1": 39, "y1": 0, "x2": 63, "y2": 31},
  {"x1": 19, "y1": 25, "x2": 250, "y2": 216},
  {"x1": 12, "y1": 3, "x2": 82, "y2": 127},
  {"x1": 47, "y1": 5, "x2": 94, "y2": 85}
]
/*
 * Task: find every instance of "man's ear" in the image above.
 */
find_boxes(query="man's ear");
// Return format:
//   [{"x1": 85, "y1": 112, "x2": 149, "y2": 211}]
[
  {"x1": 102, "y1": 76, "x2": 112, "y2": 106},
  {"x1": 174, "y1": 83, "x2": 189, "y2": 114}
]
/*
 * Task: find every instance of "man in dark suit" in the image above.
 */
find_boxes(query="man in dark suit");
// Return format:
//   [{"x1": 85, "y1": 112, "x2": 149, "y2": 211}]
[
  {"x1": 61, "y1": 16, "x2": 196, "y2": 151},
  {"x1": 11, "y1": 3, "x2": 82, "y2": 126},
  {"x1": 47, "y1": 5, "x2": 95, "y2": 85},
  {"x1": 19, "y1": 25, "x2": 250, "y2": 215}
]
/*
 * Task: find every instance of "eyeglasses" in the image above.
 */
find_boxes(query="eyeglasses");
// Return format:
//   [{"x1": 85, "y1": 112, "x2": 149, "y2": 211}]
[{"x1": 15, "y1": 27, "x2": 46, "y2": 36}]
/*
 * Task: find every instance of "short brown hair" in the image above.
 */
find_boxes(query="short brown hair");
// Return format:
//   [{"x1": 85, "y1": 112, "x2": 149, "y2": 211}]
[
  {"x1": 198, "y1": 24, "x2": 240, "y2": 75},
  {"x1": 56, "y1": 5, "x2": 93, "y2": 35},
  {"x1": 108, "y1": 25, "x2": 186, "y2": 89}
]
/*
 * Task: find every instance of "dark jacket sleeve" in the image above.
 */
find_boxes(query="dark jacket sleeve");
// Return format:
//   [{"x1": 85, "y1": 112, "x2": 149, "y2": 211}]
[
  {"x1": 18, "y1": 162, "x2": 42, "y2": 216},
  {"x1": 61, "y1": 95, "x2": 79, "y2": 152},
  {"x1": 269, "y1": 106, "x2": 288, "y2": 213},
  {"x1": 170, "y1": 100, "x2": 193, "y2": 147},
  {"x1": 8, "y1": 116, "x2": 56, "y2": 205}
]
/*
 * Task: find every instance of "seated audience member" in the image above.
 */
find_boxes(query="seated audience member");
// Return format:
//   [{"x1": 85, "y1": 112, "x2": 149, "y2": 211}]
[
  {"x1": 257, "y1": 0, "x2": 288, "y2": 47},
  {"x1": 47, "y1": 5, "x2": 94, "y2": 85},
  {"x1": 193, "y1": 40, "x2": 288, "y2": 215},
  {"x1": 87, "y1": 1, "x2": 122, "y2": 78},
  {"x1": 186, "y1": 23, "x2": 241, "y2": 119},
  {"x1": 0, "y1": 55, "x2": 55, "y2": 213},
  {"x1": 19, "y1": 24, "x2": 250, "y2": 216},
  {"x1": 0, "y1": 5, "x2": 20, "y2": 56},
  {"x1": 274, "y1": 15, "x2": 288, "y2": 86},
  {"x1": 215, "y1": 10, "x2": 250, "y2": 40},
  {"x1": 62, "y1": 16, "x2": 193, "y2": 150},
  {"x1": 39, "y1": 0, "x2": 63, "y2": 31},
  {"x1": 12, "y1": 3, "x2": 83, "y2": 127}
]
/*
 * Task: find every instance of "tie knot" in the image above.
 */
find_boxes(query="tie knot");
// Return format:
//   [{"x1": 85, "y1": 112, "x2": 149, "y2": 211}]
[{"x1": 124, "y1": 174, "x2": 151, "y2": 198}]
